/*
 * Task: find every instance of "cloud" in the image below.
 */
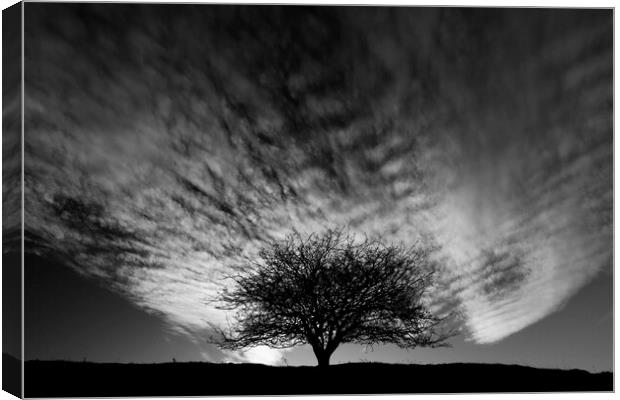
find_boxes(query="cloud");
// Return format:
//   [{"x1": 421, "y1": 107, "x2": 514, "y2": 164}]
[{"x1": 20, "y1": 6, "x2": 612, "y2": 362}]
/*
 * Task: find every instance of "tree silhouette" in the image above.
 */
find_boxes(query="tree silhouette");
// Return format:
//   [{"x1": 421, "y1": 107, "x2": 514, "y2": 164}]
[{"x1": 214, "y1": 229, "x2": 453, "y2": 367}]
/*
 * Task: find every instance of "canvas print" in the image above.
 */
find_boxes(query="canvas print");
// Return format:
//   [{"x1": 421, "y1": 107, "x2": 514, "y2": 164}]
[{"x1": 2, "y1": 2, "x2": 613, "y2": 397}]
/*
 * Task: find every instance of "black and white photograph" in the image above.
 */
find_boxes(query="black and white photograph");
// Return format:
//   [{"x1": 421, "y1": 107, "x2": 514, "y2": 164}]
[{"x1": 1, "y1": 2, "x2": 614, "y2": 397}]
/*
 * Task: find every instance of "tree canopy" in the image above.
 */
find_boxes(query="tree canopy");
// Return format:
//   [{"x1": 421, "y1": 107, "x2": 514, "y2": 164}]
[{"x1": 214, "y1": 229, "x2": 453, "y2": 366}]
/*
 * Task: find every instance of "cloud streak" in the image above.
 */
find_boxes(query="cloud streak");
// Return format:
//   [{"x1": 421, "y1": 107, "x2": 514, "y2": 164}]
[{"x1": 20, "y1": 6, "x2": 612, "y2": 363}]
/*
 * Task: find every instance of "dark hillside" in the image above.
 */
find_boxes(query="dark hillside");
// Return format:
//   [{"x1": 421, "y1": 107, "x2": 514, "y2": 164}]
[{"x1": 24, "y1": 359, "x2": 612, "y2": 397}]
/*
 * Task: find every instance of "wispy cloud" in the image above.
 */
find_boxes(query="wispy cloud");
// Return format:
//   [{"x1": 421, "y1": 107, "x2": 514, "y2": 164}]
[{"x1": 20, "y1": 6, "x2": 612, "y2": 363}]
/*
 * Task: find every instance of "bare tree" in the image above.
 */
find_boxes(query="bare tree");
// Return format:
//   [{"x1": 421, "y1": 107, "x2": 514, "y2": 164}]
[{"x1": 213, "y1": 229, "x2": 453, "y2": 367}]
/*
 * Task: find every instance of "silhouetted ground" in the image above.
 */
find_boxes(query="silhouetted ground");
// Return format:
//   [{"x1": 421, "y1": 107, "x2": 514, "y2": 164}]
[
  {"x1": 21, "y1": 355, "x2": 611, "y2": 397},
  {"x1": 2, "y1": 354, "x2": 21, "y2": 398}
]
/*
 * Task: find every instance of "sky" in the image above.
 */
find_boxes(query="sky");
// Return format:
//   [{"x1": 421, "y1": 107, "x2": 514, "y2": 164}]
[{"x1": 12, "y1": 4, "x2": 613, "y2": 371}]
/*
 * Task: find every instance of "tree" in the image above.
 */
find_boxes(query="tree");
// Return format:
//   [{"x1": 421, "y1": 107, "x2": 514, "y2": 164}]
[{"x1": 213, "y1": 229, "x2": 453, "y2": 367}]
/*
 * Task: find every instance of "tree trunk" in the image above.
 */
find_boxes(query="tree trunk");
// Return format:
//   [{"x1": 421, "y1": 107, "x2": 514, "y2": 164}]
[
  {"x1": 317, "y1": 352, "x2": 331, "y2": 367},
  {"x1": 313, "y1": 346, "x2": 334, "y2": 368}
]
